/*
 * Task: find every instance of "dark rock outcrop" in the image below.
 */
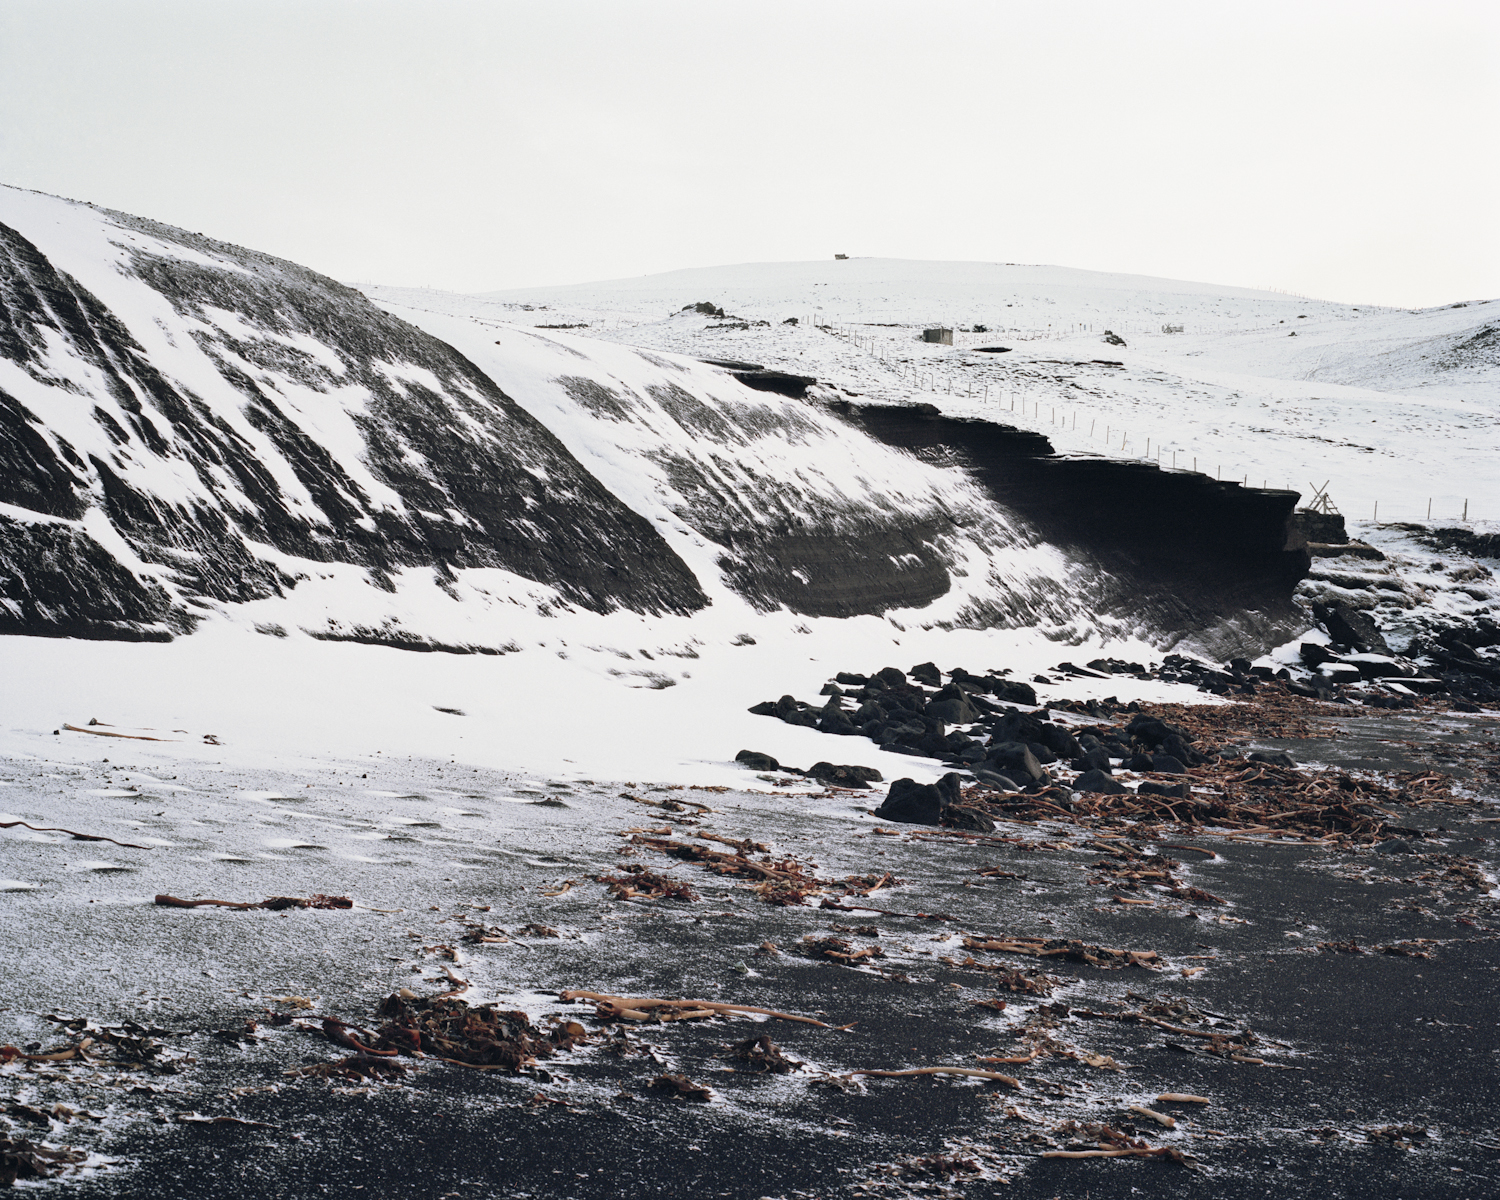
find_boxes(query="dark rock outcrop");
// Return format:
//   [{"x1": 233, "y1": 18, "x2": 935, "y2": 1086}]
[
  {"x1": 730, "y1": 369, "x2": 817, "y2": 398},
  {"x1": 831, "y1": 403, "x2": 1311, "y2": 655},
  {"x1": 873, "y1": 771, "x2": 963, "y2": 826},
  {"x1": 1313, "y1": 601, "x2": 1390, "y2": 655}
]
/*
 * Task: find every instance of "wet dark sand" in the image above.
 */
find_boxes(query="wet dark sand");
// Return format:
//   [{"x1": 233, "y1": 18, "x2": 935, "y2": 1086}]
[{"x1": 3, "y1": 711, "x2": 1497, "y2": 1198}]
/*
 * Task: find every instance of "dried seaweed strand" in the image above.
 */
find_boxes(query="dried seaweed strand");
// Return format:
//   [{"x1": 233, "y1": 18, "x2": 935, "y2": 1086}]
[{"x1": 1, "y1": 820, "x2": 149, "y2": 849}]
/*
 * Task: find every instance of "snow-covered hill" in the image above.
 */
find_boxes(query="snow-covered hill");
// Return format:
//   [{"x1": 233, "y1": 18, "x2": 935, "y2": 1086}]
[
  {"x1": 372, "y1": 257, "x2": 1498, "y2": 528},
  {"x1": 3, "y1": 184, "x2": 1321, "y2": 664}
]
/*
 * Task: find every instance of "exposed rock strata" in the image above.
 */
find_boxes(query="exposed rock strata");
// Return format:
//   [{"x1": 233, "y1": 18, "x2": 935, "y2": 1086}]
[{"x1": 832, "y1": 402, "x2": 1311, "y2": 653}]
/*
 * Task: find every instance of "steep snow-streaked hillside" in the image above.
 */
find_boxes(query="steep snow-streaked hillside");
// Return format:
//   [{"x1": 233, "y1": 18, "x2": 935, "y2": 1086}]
[
  {"x1": 0, "y1": 185, "x2": 715, "y2": 642},
  {"x1": 5, "y1": 185, "x2": 1154, "y2": 654}
]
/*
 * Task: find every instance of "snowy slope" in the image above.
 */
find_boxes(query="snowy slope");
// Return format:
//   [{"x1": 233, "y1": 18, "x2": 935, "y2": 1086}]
[{"x1": 0, "y1": 184, "x2": 717, "y2": 643}]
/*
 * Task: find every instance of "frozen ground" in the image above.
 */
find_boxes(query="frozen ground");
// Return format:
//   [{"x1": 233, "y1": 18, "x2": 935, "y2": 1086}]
[{"x1": 2, "y1": 702, "x2": 1497, "y2": 1197}]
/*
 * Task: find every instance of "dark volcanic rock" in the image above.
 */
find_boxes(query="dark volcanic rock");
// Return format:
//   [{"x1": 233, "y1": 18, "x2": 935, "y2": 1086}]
[
  {"x1": 1313, "y1": 601, "x2": 1390, "y2": 655},
  {"x1": 874, "y1": 777, "x2": 945, "y2": 825},
  {"x1": 908, "y1": 661, "x2": 942, "y2": 687},
  {"x1": 735, "y1": 750, "x2": 780, "y2": 771},
  {"x1": 1071, "y1": 748, "x2": 1112, "y2": 774},
  {"x1": 805, "y1": 763, "x2": 883, "y2": 788},
  {"x1": 985, "y1": 741, "x2": 1045, "y2": 782},
  {"x1": 945, "y1": 804, "x2": 996, "y2": 832},
  {"x1": 1150, "y1": 754, "x2": 1187, "y2": 774},
  {"x1": 926, "y1": 696, "x2": 980, "y2": 725},
  {"x1": 1073, "y1": 768, "x2": 1126, "y2": 795},
  {"x1": 1248, "y1": 750, "x2": 1297, "y2": 768}
]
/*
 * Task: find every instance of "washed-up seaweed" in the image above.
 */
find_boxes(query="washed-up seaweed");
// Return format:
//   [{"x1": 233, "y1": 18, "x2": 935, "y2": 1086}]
[
  {"x1": 1, "y1": 819, "x2": 149, "y2": 849},
  {"x1": 368, "y1": 994, "x2": 575, "y2": 1070},
  {"x1": 625, "y1": 833, "x2": 866, "y2": 906},
  {"x1": 729, "y1": 1034, "x2": 802, "y2": 1074},
  {"x1": 2, "y1": 1019, "x2": 188, "y2": 1073},
  {"x1": 561, "y1": 990, "x2": 849, "y2": 1029},
  {"x1": 592, "y1": 866, "x2": 699, "y2": 902},
  {"x1": 842, "y1": 1065, "x2": 1021, "y2": 1089},
  {"x1": 154, "y1": 894, "x2": 353, "y2": 910},
  {"x1": 797, "y1": 935, "x2": 886, "y2": 965},
  {"x1": 648, "y1": 1073, "x2": 712, "y2": 1101},
  {"x1": 290, "y1": 1054, "x2": 408, "y2": 1082},
  {"x1": 1, "y1": 1135, "x2": 87, "y2": 1186},
  {"x1": 1071, "y1": 1003, "x2": 1258, "y2": 1058},
  {"x1": 957, "y1": 934, "x2": 1161, "y2": 969}
]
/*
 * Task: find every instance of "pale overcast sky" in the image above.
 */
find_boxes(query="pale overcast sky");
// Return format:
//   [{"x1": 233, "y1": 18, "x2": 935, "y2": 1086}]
[{"x1": 2, "y1": 0, "x2": 1496, "y2": 307}]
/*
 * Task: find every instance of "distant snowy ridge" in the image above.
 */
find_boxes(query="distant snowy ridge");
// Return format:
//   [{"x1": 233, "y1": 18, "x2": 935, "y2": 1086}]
[{"x1": 392, "y1": 256, "x2": 1498, "y2": 528}]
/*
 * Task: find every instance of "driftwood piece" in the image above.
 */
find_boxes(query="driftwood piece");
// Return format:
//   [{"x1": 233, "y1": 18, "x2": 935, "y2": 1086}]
[
  {"x1": 62, "y1": 722, "x2": 174, "y2": 741},
  {"x1": 560, "y1": 990, "x2": 846, "y2": 1029},
  {"x1": 1130, "y1": 1104, "x2": 1177, "y2": 1128}
]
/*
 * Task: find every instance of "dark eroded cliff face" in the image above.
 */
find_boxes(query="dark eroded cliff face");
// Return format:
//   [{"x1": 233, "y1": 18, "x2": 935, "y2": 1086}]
[
  {"x1": 0, "y1": 209, "x2": 707, "y2": 638},
  {"x1": 834, "y1": 403, "x2": 1311, "y2": 653}
]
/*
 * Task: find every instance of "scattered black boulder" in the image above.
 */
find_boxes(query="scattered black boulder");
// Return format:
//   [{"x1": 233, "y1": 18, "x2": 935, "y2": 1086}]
[
  {"x1": 1073, "y1": 769, "x2": 1127, "y2": 795},
  {"x1": 735, "y1": 750, "x2": 781, "y2": 771},
  {"x1": 1071, "y1": 748, "x2": 1113, "y2": 774},
  {"x1": 1248, "y1": 750, "x2": 1297, "y2": 768},
  {"x1": 1313, "y1": 600, "x2": 1390, "y2": 655},
  {"x1": 805, "y1": 762, "x2": 883, "y2": 788},
  {"x1": 986, "y1": 741, "x2": 1046, "y2": 782},
  {"x1": 874, "y1": 778, "x2": 946, "y2": 825},
  {"x1": 945, "y1": 804, "x2": 997, "y2": 832},
  {"x1": 909, "y1": 661, "x2": 942, "y2": 687},
  {"x1": 1150, "y1": 754, "x2": 1187, "y2": 774},
  {"x1": 873, "y1": 771, "x2": 965, "y2": 826},
  {"x1": 992, "y1": 679, "x2": 1039, "y2": 705},
  {"x1": 1138, "y1": 781, "x2": 1190, "y2": 799}
]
